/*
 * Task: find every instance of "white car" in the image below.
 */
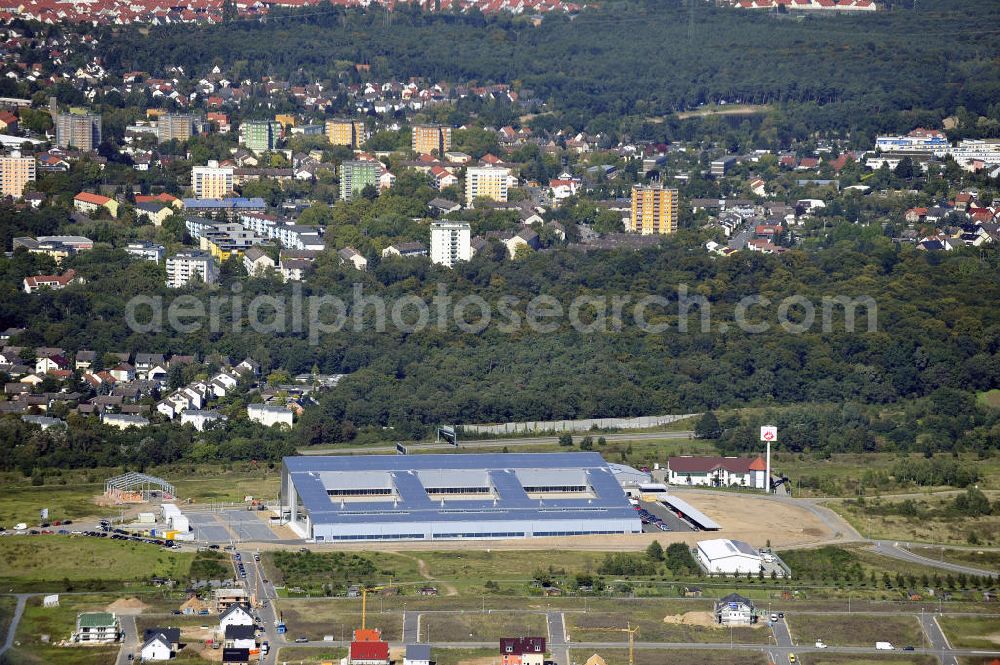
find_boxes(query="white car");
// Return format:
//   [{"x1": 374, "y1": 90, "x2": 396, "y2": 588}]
[{"x1": 815, "y1": 640, "x2": 827, "y2": 649}]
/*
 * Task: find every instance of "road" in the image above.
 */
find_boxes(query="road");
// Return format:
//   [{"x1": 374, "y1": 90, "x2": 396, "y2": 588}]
[
  {"x1": 873, "y1": 540, "x2": 998, "y2": 577},
  {"x1": 300, "y1": 431, "x2": 694, "y2": 455},
  {"x1": 919, "y1": 611, "x2": 957, "y2": 665},
  {"x1": 235, "y1": 546, "x2": 282, "y2": 664},
  {"x1": 546, "y1": 611, "x2": 568, "y2": 665},
  {"x1": 0, "y1": 593, "x2": 28, "y2": 657},
  {"x1": 115, "y1": 614, "x2": 138, "y2": 665}
]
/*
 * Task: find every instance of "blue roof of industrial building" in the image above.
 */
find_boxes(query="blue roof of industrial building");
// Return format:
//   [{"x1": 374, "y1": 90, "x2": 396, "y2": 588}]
[{"x1": 284, "y1": 452, "x2": 638, "y2": 525}]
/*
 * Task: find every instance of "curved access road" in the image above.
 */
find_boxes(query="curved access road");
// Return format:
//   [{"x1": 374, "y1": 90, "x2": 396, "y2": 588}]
[{"x1": 872, "y1": 540, "x2": 998, "y2": 577}]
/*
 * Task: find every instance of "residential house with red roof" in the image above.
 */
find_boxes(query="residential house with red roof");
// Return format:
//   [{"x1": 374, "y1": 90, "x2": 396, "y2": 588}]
[{"x1": 74, "y1": 191, "x2": 118, "y2": 217}]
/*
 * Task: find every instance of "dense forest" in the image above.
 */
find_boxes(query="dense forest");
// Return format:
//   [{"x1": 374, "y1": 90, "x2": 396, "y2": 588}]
[
  {"x1": 4, "y1": 217, "x2": 1000, "y2": 464},
  {"x1": 91, "y1": 0, "x2": 1000, "y2": 141}
]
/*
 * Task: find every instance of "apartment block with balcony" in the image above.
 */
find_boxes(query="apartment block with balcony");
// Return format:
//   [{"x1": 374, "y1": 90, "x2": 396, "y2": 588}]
[
  {"x1": 629, "y1": 184, "x2": 679, "y2": 235},
  {"x1": 325, "y1": 118, "x2": 366, "y2": 148},
  {"x1": 412, "y1": 124, "x2": 452, "y2": 157},
  {"x1": 166, "y1": 251, "x2": 218, "y2": 288},
  {"x1": 192, "y1": 161, "x2": 235, "y2": 199},
  {"x1": 430, "y1": 221, "x2": 471, "y2": 268},
  {"x1": 339, "y1": 160, "x2": 380, "y2": 201},
  {"x1": 55, "y1": 113, "x2": 101, "y2": 151},
  {"x1": 465, "y1": 165, "x2": 510, "y2": 207},
  {"x1": 241, "y1": 121, "x2": 282, "y2": 153},
  {"x1": 157, "y1": 114, "x2": 194, "y2": 144},
  {"x1": 0, "y1": 153, "x2": 35, "y2": 199}
]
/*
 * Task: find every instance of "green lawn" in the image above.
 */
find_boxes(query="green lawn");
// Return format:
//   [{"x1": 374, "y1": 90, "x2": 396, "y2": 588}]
[
  {"x1": 786, "y1": 614, "x2": 925, "y2": 648},
  {"x1": 938, "y1": 616, "x2": 1000, "y2": 649},
  {"x1": 272, "y1": 646, "x2": 346, "y2": 664},
  {"x1": 0, "y1": 537, "x2": 193, "y2": 587}
]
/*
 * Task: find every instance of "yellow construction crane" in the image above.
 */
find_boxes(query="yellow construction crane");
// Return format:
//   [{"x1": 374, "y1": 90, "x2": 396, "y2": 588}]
[
  {"x1": 360, "y1": 585, "x2": 386, "y2": 631},
  {"x1": 577, "y1": 623, "x2": 640, "y2": 665}
]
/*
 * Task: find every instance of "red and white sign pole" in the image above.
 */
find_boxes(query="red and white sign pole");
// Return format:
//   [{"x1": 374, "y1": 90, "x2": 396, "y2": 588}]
[{"x1": 760, "y1": 426, "x2": 777, "y2": 493}]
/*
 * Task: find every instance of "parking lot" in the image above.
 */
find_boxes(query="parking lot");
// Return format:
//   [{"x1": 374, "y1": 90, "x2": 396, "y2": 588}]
[
  {"x1": 186, "y1": 511, "x2": 232, "y2": 542},
  {"x1": 637, "y1": 500, "x2": 694, "y2": 533},
  {"x1": 222, "y1": 510, "x2": 278, "y2": 541}
]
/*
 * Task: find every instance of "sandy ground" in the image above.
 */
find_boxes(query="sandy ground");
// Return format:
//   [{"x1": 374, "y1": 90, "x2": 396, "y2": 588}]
[
  {"x1": 254, "y1": 491, "x2": 837, "y2": 552},
  {"x1": 105, "y1": 598, "x2": 148, "y2": 614},
  {"x1": 661, "y1": 611, "x2": 766, "y2": 629}
]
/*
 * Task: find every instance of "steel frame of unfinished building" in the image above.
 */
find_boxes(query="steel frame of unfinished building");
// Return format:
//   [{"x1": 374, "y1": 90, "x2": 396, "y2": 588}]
[{"x1": 104, "y1": 472, "x2": 175, "y2": 502}]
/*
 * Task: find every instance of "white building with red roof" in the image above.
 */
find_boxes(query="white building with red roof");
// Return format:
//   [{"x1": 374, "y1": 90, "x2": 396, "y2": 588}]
[{"x1": 667, "y1": 455, "x2": 769, "y2": 490}]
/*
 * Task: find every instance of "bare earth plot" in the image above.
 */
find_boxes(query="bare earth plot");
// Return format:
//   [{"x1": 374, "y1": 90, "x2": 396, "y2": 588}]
[
  {"x1": 291, "y1": 491, "x2": 836, "y2": 553},
  {"x1": 419, "y1": 612, "x2": 547, "y2": 642},
  {"x1": 569, "y1": 648, "x2": 770, "y2": 665},
  {"x1": 567, "y1": 610, "x2": 769, "y2": 645}
]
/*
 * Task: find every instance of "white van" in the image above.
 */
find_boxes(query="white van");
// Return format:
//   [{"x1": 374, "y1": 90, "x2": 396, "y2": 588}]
[{"x1": 875, "y1": 642, "x2": 894, "y2": 650}]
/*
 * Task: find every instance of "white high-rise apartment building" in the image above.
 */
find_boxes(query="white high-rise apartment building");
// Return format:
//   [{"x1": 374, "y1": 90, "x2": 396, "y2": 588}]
[
  {"x1": 166, "y1": 251, "x2": 218, "y2": 288},
  {"x1": 430, "y1": 221, "x2": 471, "y2": 268},
  {"x1": 191, "y1": 161, "x2": 234, "y2": 199}
]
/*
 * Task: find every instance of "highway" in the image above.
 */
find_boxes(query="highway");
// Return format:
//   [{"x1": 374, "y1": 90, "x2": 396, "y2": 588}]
[{"x1": 300, "y1": 430, "x2": 694, "y2": 455}]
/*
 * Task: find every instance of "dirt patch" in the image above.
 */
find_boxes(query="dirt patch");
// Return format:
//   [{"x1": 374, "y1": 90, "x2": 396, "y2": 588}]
[
  {"x1": 662, "y1": 611, "x2": 718, "y2": 628},
  {"x1": 185, "y1": 625, "x2": 223, "y2": 661},
  {"x1": 106, "y1": 597, "x2": 148, "y2": 614}
]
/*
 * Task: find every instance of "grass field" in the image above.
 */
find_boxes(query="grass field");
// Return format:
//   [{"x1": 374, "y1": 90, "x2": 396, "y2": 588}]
[
  {"x1": 420, "y1": 612, "x2": 547, "y2": 642},
  {"x1": 938, "y1": 616, "x2": 1000, "y2": 649},
  {"x1": 277, "y1": 602, "x2": 403, "y2": 642},
  {"x1": 0, "y1": 537, "x2": 193, "y2": 586},
  {"x1": 786, "y1": 614, "x2": 925, "y2": 648},
  {"x1": 977, "y1": 389, "x2": 1000, "y2": 409},
  {"x1": 6, "y1": 594, "x2": 122, "y2": 665},
  {"x1": 829, "y1": 494, "x2": 1000, "y2": 547},
  {"x1": 0, "y1": 595, "x2": 16, "y2": 646},
  {"x1": 796, "y1": 656, "x2": 936, "y2": 665},
  {"x1": 566, "y1": 609, "x2": 770, "y2": 645},
  {"x1": 0, "y1": 463, "x2": 280, "y2": 525},
  {"x1": 568, "y1": 648, "x2": 769, "y2": 665},
  {"x1": 273, "y1": 646, "x2": 346, "y2": 664},
  {"x1": 429, "y1": 648, "x2": 499, "y2": 665},
  {"x1": 676, "y1": 103, "x2": 771, "y2": 119}
]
